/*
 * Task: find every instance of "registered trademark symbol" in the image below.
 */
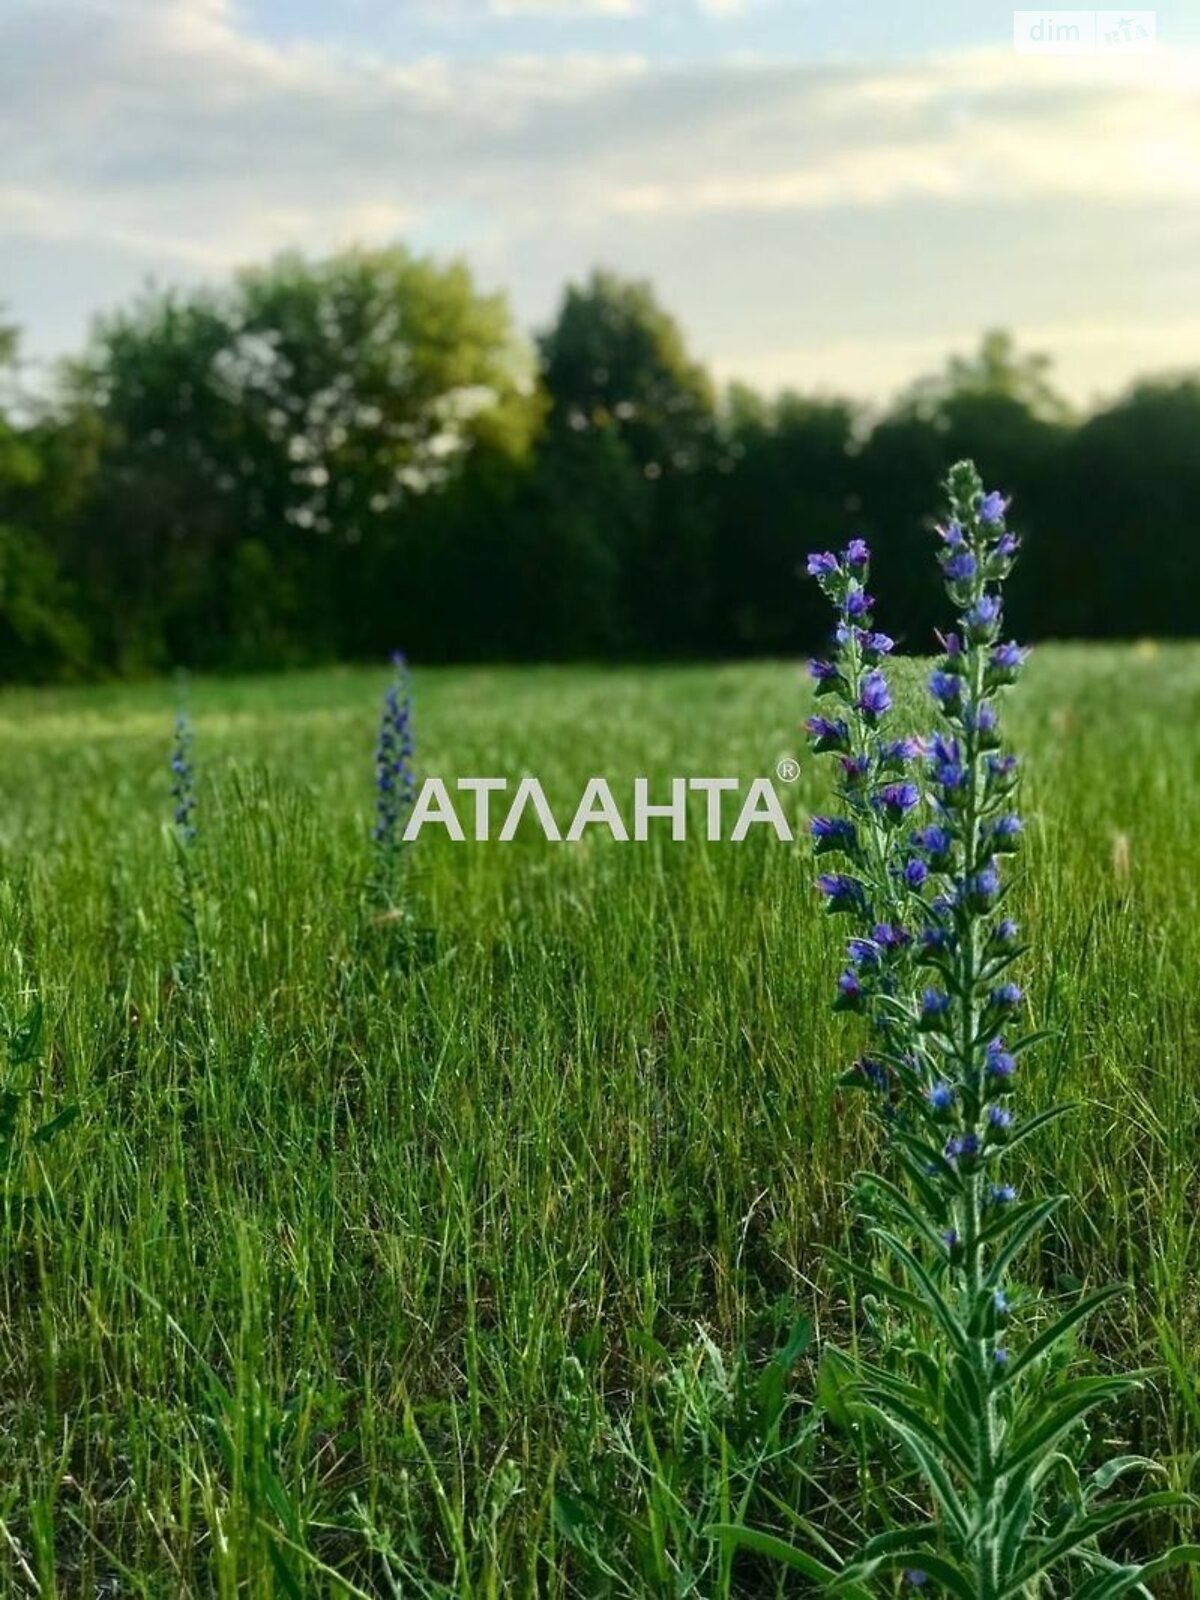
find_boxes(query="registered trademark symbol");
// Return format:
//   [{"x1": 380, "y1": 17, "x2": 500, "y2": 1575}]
[{"x1": 776, "y1": 756, "x2": 801, "y2": 783}]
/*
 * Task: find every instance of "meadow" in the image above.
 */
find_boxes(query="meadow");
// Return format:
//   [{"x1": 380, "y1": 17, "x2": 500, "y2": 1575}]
[{"x1": 0, "y1": 648, "x2": 1198, "y2": 1596}]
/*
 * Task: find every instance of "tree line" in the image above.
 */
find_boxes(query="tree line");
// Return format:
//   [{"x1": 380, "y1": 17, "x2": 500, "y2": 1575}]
[{"x1": 1, "y1": 247, "x2": 1198, "y2": 681}]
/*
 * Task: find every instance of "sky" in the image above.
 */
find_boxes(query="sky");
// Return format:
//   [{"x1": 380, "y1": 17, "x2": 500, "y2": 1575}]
[{"x1": 2, "y1": 0, "x2": 1199, "y2": 408}]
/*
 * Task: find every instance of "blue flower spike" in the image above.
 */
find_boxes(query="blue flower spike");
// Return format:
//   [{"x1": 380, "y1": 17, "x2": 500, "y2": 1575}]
[
  {"x1": 170, "y1": 713, "x2": 198, "y2": 845},
  {"x1": 783, "y1": 463, "x2": 1199, "y2": 1592}
]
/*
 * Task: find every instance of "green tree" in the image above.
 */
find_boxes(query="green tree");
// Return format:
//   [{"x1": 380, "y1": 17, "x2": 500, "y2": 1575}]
[
  {"x1": 0, "y1": 319, "x2": 40, "y2": 497},
  {"x1": 859, "y1": 333, "x2": 1072, "y2": 648},
  {"x1": 64, "y1": 248, "x2": 539, "y2": 670},
  {"x1": 540, "y1": 269, "x2": 715, "y2": 475},
  {"x1": 1046, "y1": 376, "x2": 1200, "y2": 636},
  {"x1": 0, "y1": 320, "x2": 90, "y2": 681},
  {"x1": 902, "y1": 328, "x2": 1074, "y2": 425},
  {"x1": 535, "y1": 271, "x2": 717, "y2": 655},
  {"x1": 712, "y1": 387, "x2": 858, "y2": 654}
]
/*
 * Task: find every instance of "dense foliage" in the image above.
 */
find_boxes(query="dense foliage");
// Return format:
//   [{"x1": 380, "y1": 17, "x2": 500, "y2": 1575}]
[{"x1": 2, "y1": 259, "x2": 1199, "y2": 680}]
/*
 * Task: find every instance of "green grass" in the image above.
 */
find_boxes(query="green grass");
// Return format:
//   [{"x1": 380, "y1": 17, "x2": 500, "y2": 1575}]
[{"x1": 0, "y1": 648, "x2": 1198, "y2": 1595}]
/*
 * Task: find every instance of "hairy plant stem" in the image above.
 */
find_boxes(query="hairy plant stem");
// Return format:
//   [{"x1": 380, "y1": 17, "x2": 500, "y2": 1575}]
[{"x1": 957, "y1": 564, "x2": 999, "y2": 1600}]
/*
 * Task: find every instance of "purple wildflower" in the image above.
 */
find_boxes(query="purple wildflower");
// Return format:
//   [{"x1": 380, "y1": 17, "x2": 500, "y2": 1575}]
[
  {"x1": 944, "y1": 550, "x2": 977, "y2": 582},
  {"x1": 170, "y1": 713, "x2": 198, "y2": 844},
  {"x1": 966, "y1": 701, "x2": 999, "y2": 735},
  {"x1": 373, "y1": 652, "x2": 416, "y2": 850},
  {"x1": 903, "y1": 857, "x2": 928, "y2": 889},
  {"x1": 979, "y1": 489, "x2": 1008, "y2": 524},
  {"x1": 986, "y1": 1039, "x2": 1017, "y2": 1082},
  {"x1": 927, "y1": 1080, "x2": 955, "y2": 1113},
  {"x1": 807, "y1": 715, "x2": 849, "y2": 752},
  {"x1": 875, "y1": 781, "x2": 920, "y2": 822},
  {"x1": 881, "y1": 736, "x2": 922, "y2": 764},
  {"x1": 930, "y1": 736, "x2": 967, "y2": 794},
  {"x1": 971, "y1": 862, "x2": 1001, "y2": 904},
  {"x1": 991, "y1": 814, "x2": 1023, "y2": 847},
  {"x1": 818, "y1": 873, "x2": 864, "y2": 913},
  {"x1": 860, "y1": 630, "x2": 894, "y2": 657},
  {"x1": 929, "y1": 670, "x2": 961, "y2": 707},
  {"x1": 946, "y1": 1132, "x2": 981, "y2": 1163},
  {"x1": 990, "y1": 640, "x2": 1025, "y2": 672},
  {"x1": 913, "y1": 823, "x2": 952, "y2": 859},
  {"x1": 811, "y1": 815, "x2": 857, "y2": 850},
  {"x1": 857, "y1": 669, "x2": 891, "y2": 717},
  {"x1": 844, "y1": 537, "x2": 870, "y2": 568},
  {"x1": 966, "y1": 594, "x2": 1002, "y2": 635}
]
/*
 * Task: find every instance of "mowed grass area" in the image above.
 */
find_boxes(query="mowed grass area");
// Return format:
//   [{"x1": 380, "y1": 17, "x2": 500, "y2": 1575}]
[{"x1": 0, "y1": 648, "x2": 1198, "y2": 1596}]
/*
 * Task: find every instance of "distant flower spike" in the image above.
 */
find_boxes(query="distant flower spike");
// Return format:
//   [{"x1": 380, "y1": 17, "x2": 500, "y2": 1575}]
[
  {"x1": 170, "y1": 713, "x2": 197, "y2": 844},
  {"x1": 373, "y1": 651, "x2": 415, "y2": 850},
  {"x1": 370, "y1": 651, "x2": 417, "y2": 907},
  {"x1": 168, "y1": 708, "x2": 203, "y2": 987}
]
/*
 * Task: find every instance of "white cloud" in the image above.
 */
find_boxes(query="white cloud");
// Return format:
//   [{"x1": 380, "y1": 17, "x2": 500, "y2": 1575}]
[
  {"x1": 599, "y1": 51, "x2": 1200, "y2": 216},
  {"x1": 421, "y1": 0, "x2": 751, "y2": 14},
  {"x1": 489, "y1": 0, "x2": 642, "y2": 14},
  {"x1": 2, "y1": 0, "x2": 1198, "y2": 401}
]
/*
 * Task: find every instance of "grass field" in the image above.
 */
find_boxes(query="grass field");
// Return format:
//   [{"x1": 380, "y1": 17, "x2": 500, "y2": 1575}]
[{"x1": 0, "y1": 648, "x2": 1198, "y2": 1596}]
